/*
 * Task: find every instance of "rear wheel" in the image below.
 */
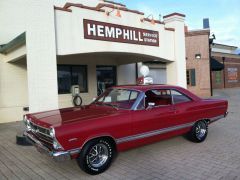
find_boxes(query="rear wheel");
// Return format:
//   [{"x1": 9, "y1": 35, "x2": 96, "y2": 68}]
[
  {"x1": 77, "y1": 138, "x2": 115, "y2": 175},
  {"x1": 189, "y1": 120, "x2": 208, "y2": 143}
]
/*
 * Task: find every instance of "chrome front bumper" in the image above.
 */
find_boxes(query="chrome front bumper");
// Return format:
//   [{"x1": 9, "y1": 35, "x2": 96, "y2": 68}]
[{"x1": 24, "y1": 131, "x2": 80, "y2": 162}]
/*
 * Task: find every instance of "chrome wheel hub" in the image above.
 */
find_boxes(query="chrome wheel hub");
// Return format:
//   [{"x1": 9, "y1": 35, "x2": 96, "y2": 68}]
[
  {"x1": 88, "y1": 143, "x2": 109, "y2": 168},
  {"x1": 196, "y1": 121, "x2": 207, "y2": 140}
]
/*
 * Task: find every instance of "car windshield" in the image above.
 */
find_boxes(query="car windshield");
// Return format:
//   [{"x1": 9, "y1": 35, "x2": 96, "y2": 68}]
[{"x1": 93, "y1": 88, "x2": 140, "y2": 110}]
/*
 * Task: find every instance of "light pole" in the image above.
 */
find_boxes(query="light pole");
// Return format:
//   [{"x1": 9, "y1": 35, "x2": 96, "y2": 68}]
[{"x1": 209, "y1": 34, "x2": 216, "y2": 96}]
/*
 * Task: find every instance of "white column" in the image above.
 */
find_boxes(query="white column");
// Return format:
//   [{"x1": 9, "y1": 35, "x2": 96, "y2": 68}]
[
  {"x1": 26, "y1": 0, "x2": 58, "y2": 113},
  {"x1": 164, "y1": 13, "x2": 187, "y2": 88}
]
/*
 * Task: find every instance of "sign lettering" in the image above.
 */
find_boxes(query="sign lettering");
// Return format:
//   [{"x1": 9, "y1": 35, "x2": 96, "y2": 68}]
[{"x1": 83, "y1": 19, "x2": 159, "y2": 46}]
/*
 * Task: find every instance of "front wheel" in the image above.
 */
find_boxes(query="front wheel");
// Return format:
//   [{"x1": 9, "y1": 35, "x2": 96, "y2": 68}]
[
  {"x1": 189, "y1": 120, "x2": 208, "y2": 143},
  {"x1": 77, "y1": 138, "x2": 115, "y2": 175}
]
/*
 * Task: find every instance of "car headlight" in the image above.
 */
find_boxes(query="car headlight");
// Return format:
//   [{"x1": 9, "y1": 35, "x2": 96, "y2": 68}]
[
  {"x1": 23, "y1": 115, "x2": 31, "y2": 131},
  {"x1": 26, "y1": 119, "x2": 31, "y2": 131},
  {"x1": 53, "y1": 140, "x2": 63, "y2": 150},
  {"x1": 23, "y1": 115, "x2": 27, "y2": 125},
  {"x1": 49, "y1": 128, "x2": 55, "y2": 138},
  {"x1": 50, "y1": 127, "x2": 63, "y2": 150}
]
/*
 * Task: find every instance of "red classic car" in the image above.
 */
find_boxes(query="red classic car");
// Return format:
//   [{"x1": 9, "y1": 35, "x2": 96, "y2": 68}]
[{"x1": 24, "y1": 85, "x2": 228, "y2": 175}]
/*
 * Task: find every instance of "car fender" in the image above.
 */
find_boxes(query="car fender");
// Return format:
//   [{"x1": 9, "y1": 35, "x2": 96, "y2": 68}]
[{"x1": 81, "y1": 133, "x2": 117, "y2": 149}]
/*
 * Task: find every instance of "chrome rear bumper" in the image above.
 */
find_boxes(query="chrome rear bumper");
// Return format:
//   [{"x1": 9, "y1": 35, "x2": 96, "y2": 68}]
[
  {"x1": 209, "y1": 112, "x2": 228, "y2": 124},
  {"x1": 24, "y1": 131, "x2": 80, "y2": 162},
  {"x1": 224, "y1": 112, "x2": 228, "y2": 117}
]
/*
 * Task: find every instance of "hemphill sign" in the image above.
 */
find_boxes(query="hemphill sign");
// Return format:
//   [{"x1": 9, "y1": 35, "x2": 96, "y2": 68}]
[{"x1": 83, "y1": 19, "x2": 159, "y2": 46}]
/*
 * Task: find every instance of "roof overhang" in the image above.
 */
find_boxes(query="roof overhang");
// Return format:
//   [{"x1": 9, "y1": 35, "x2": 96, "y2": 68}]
[
  {"x1": 0, "y1": 32, "x2": 26, "y2": 55},
  {"x1": 211, "y1": 58, "x2": 224, "y2": 71},
  {"x1": 0, "y1": 32, "x2": 26, "y2": 62},
  {"x1": 57, "y1": 52, "x2": 173, "y2": 65},
  {"x1": 212, "y1": 51, "x2": 240, "y2": 59},
  {"x1": 212, "y1": 43, "x2": 238, "y2": 50}
]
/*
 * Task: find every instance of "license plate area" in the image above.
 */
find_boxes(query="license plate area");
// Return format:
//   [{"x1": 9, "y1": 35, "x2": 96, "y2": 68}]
[{"x1": 35, "y1": 142, "x2": 50, "y2": 155}]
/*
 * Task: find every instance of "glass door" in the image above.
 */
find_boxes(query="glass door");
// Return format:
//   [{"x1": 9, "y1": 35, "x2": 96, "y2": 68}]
[{"x1": 96, "y1": 66, "x2": 117, "y2": 96}]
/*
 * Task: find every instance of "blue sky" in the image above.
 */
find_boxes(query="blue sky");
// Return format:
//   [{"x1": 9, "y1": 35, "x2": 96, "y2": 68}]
[{"x1": 120, "y1": 0, "x2": 240, "y2": 48}]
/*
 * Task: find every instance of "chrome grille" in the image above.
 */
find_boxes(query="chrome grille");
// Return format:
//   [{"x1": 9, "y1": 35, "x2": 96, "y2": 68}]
[{"x1": 29, "y1": 122, "x2": 53, "y2": 144}]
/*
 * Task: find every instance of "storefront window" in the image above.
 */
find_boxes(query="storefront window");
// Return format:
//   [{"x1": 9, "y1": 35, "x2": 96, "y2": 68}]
[
  {"x1": 57, "y1": 65, "x2": 88, "y2": 94},
  {"x1": 97, "y1": 66, "x2": 116, "y2": 96}
]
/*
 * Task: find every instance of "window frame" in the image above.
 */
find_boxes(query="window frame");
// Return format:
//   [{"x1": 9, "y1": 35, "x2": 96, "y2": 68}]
[
  {"x1": 93, "y1": 88, "x2": 141, "y2": 110},
  {"x1": 186, "y1": 70, "x2": 190, "y2": 85},
  {"x1": 143, "y1": 89, "x2": 173, "y2": 109},
  {"x1": 170, "y1": 89, "x2": 193, "y2": 105},
  {"x1": 57, "y1": 64, "x2": 88, "y2": 94},
  {"x1": 186, "y1": 69, "x2": 196, "y2": 86},
  {"x1": 141, "y1": 88, "x2": 193, "y2": 109}
]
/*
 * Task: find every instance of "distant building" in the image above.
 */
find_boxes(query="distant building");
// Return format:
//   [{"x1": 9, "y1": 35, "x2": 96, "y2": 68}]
[
  {"x1": 211, "y1": 43, "x2": 240, "y2": 89},
  {"x1": 185, "y1": 19, "x2": 240, "y2": 96}
]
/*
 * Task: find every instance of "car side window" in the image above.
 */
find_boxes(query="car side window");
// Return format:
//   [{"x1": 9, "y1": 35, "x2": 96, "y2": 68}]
[
  {"x1": 145, "y1": 89, "x2": 172, "y2": 108},
  {"x1": 130, "y1": 91, "x2": 138, "y2": 100},
  {"x1": 171, "y1": 90, "x2": 192, "y2": 104}
]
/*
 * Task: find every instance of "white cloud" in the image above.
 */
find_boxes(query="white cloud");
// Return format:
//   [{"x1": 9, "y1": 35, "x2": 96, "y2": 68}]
[
  {"x1": 136, "y1": 1, "x2": 240, "y2": 47},
  {"x1": 211, "y1": 13, "x2": 240, "y2": 47},
  {"x1": 135, "y1": 3, "x2": 160, "y2": 19}
]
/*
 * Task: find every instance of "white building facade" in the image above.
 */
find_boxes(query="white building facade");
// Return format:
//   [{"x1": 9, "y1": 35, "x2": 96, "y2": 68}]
[{"x1": 0, "y1": 0, "x2": 187, "y2": 123}]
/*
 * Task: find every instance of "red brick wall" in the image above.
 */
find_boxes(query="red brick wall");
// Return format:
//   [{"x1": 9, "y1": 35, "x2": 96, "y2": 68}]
[
  {"x1": 212, "y1": 56, "x2": 240, "y2": 89},
  {"x1": 185, "y1": 31, "x2": 211, "y2": 97}
]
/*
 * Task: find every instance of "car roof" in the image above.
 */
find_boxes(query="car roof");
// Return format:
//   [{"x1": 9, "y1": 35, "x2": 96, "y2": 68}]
[
  {"x1": 112, "y1": 84, "x2": 182, "y2": 92},
  {"x1": 112, "y1": 84, "x2": 201, "y2": 101}
]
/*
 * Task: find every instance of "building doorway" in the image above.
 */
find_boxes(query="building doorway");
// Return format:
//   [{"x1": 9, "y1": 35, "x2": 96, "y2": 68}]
[{"x1": 97, "y1": 66, "x2": 117, "y2": 96}]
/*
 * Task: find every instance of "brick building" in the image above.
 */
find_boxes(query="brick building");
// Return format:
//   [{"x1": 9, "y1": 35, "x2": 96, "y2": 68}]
[
  {"x1": 185, "y1": 29, "x2": 211, "y2": 97},
  {"x1": 211, "y1": 44, "x2": 240, "y2": 89}
]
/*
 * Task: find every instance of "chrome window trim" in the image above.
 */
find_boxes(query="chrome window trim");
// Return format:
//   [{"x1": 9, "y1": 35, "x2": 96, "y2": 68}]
[
  {"x1": 131, "y1": 92, "x2": 145, "y2": 110},
  {"x1": 94, "y1": 88, "x2": 142, "y2": 110},
  {"x1": 132, "y1": 89, "x2": 174, "y2": 111},
  {"x1": 170, "y1": 88, "x2": 193, "y2": 105}
]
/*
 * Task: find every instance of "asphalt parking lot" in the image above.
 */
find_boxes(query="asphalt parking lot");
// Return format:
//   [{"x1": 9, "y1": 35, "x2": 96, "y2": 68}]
[{"x1": 0, "y1": 88, "x2": 240, "y2": 180}]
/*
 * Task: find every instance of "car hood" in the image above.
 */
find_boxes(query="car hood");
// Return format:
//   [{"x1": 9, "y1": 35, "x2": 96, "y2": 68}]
[{"x1": 28, "y1": 105, "x2": 120, "y2": 128}]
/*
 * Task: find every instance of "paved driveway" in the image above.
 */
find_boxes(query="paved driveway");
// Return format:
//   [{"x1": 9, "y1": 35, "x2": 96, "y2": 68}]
[{"x1": 0, "y1": 88, "x2": 240, "y2": 180}]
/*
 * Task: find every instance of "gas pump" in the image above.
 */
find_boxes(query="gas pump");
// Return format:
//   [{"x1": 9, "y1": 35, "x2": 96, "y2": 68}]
[
  {"x1": 71, "y1": 85, "x2": 82, "y2": 106},
  {"x1": 137, "y1": 65, "x2": 153, "y2": 85}
]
